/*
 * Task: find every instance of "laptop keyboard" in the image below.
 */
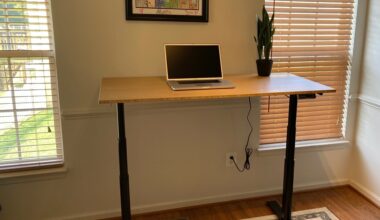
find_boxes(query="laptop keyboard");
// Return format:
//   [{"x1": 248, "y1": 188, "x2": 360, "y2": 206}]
[{"x1": 178, "y1": 80, "x2": 220, "y2": 84}]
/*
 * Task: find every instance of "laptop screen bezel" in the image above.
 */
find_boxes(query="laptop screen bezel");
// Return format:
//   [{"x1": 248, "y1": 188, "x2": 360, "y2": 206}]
[{"x1": 164, "y1": 44, "x2": 224, "y2": 81}]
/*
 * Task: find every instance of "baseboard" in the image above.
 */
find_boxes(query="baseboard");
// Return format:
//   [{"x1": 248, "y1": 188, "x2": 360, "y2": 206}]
[
  {"x1": 131, "y1": 179, "x2": 349, "y2": 215},
  {"x1": 349, "y1": 180, "x2": 380, "y2": 208},
  {"x1": 55, "y1": 181, "x2": 380, "y2": 220},
  {"x1": 57, "y1": 179, "x2": 348, "y2": 220},
  {"x1": 46, "y1": 180, "x2": 380, "y2": 219},
  {"x1": 52, "y1": 179, "x2": 350, "y2": 220},
  {"x1": 51, "y1": 209, "x2": 120, "y2": 220}
]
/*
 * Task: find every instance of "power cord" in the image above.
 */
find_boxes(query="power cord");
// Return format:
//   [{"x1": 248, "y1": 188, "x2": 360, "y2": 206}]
[{"x1": 231, "y1": 97, "x2": 254, "y2": 172}]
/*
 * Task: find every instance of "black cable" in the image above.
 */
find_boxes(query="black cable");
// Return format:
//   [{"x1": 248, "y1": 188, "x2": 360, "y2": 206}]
[{"x1": 232, "y1": 97, "x2": 254, "y2": 172}]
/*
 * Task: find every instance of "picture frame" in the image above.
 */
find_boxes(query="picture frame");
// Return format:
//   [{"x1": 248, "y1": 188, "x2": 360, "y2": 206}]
[{"x1": 126, "y1": 0, "x2": 209, "y2": 22}]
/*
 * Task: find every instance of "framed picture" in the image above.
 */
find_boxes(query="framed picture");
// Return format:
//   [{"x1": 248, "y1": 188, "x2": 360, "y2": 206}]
[{"x1": 126, "y1": 0, "x2": 209, "y2": 22}]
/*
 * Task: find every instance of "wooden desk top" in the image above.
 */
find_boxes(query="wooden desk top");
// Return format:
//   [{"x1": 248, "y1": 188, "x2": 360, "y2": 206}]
[{"x1": 99, "y1": 73, "x2": 335, "y2": 104}]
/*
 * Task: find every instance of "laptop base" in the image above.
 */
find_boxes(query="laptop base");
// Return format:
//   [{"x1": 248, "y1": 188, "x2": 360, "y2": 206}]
[{"x1": 167, "y1": 80, "x2": 235, "y2": 91}]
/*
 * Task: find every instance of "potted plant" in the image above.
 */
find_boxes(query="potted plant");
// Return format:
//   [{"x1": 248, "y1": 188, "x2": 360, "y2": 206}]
[{"x1": 254, "y1": 6, "x2": 275, "y2": 76}]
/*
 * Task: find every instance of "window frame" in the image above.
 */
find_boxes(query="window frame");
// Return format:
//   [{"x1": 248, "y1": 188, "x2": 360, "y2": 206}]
[
  {"x1": 0, "y1": 0, "x2": 64, "y2": 173},
  {"x1": 258, "y1": 0, "x2": 363, "y2": 150},
  {"x1": 258, "y1": 0, "x2": 366, "y2": 151}
]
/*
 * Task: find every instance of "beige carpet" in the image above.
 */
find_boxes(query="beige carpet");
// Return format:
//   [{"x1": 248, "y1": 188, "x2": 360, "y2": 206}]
[{"x1": 242, "y1": 207, "x2": 339, "y2": 220}]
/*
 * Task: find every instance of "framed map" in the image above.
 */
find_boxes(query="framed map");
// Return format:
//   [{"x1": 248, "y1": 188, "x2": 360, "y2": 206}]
[{"x1": 126, "y1": 0, "x2": 209, "y2": 22}]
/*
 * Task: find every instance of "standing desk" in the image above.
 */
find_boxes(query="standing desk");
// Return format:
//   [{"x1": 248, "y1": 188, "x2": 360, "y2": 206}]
[{"x1": 99, "y1": 73, "x2": 335, "y2": 220}]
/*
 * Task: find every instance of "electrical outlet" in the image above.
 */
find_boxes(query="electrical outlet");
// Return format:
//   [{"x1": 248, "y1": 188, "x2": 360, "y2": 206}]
[{"x1": 226, "y1": 152, "x2": 237, "y2": 167}]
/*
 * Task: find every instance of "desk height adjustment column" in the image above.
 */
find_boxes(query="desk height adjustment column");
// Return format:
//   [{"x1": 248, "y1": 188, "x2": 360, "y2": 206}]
[
  {"x1": 267, "y1": 94, "x2": 298, "y2": 220},
  {"x1": 117, "y1": 103, "x2": 132, "y2": 220}
]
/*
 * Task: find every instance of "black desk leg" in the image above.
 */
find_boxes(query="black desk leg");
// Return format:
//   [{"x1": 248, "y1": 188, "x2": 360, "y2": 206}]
[
  {"x1": 267, "y1": 95, "x2": 298, "y2": 220},
  {"x1": 117, "y1": 103, "x2": 132, "y2": 220}
]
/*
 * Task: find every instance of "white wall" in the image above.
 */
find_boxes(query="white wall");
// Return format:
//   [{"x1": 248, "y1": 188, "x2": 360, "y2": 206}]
[
  {"x1": 0, "y1": 0, "x2": 352, "y2": 219},
  {"x1": 350, "y1": 0, "x2": 380, "y2": 206}
]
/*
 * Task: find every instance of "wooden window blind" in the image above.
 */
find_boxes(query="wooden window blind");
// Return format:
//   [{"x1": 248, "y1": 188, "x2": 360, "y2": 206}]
[
  {"x1": 0, "y1": 0, "x2": 63, "y2": 171},
  {"x1": 261, "y1": 0, "x2": 354, "y2": 145}
]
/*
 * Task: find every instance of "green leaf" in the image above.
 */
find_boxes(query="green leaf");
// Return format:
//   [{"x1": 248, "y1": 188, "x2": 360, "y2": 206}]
[
  {"x1": 255, "y1": 5, "x2": 275, "y2": 60},
  {"x1": 254, "y1": 6, "x2": 275, "y2": 60}
]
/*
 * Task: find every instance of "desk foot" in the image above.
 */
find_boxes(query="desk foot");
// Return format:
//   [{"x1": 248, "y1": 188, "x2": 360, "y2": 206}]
[{"x1": 266, "y1": 201, "x2": 283, "y2": 219}]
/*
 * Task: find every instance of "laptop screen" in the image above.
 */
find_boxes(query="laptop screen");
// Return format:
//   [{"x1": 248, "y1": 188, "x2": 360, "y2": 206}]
[{"x1": 165, "y1": 45, "x2": 223, "y2": 81}]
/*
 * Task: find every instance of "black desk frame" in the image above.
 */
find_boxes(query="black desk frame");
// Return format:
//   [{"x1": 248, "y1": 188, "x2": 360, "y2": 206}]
[
  {"x1": 266, "y1": 94, "x2": 298, "y2": 220},
  {"x1": 116, "y1": 94, "x2": 300, "y2": 220}
]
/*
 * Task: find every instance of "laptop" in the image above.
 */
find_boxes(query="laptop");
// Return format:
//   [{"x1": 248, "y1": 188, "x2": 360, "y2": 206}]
[{"x1": 165, "y1": 44, "x2": 235, "y2": 91}]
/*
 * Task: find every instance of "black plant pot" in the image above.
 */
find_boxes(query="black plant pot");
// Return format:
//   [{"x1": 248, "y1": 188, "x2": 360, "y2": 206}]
[{"x1": 256, "y1": 59, "x2": 273, "y2": 77}]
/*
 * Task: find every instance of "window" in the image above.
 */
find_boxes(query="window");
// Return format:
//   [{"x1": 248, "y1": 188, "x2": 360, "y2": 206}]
[
  {"x1": 0, "y1": 0, "x2": 63, "y2": 171},
  {"x1": 261, "y1": 0, "x2": 355, "y2": 145}
]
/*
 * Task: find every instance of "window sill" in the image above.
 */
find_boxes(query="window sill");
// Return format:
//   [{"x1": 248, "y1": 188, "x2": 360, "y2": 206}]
[
  {"x1": 257, "y1": 138, "x2": 350, "y2": 156},
  {"x1": 0, "y1": 165, "x2": 68, "y2": 185}
]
